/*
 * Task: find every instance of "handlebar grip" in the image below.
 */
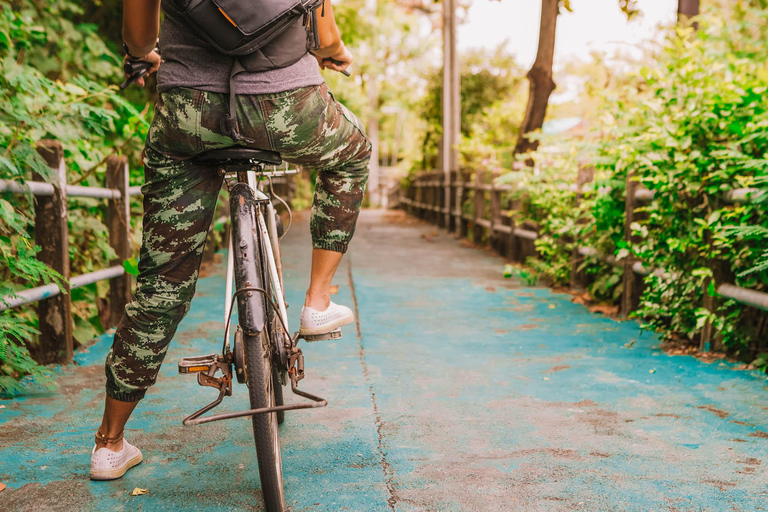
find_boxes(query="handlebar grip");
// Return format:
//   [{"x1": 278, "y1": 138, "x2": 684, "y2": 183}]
[
  {"x1": 324, "y1": 57, "x2": 351, "y2": 77},
  {"x1": 120, "y1": 60, "x2": 152, "y2": 90},
  {"x1": 124, "y1": 60, "x2": 152, "y2": 76}
]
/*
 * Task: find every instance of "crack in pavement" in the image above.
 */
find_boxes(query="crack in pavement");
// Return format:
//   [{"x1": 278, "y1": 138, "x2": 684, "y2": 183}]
[{"x1": 346, "y1": 254, "x2": 398, "y2": 512}]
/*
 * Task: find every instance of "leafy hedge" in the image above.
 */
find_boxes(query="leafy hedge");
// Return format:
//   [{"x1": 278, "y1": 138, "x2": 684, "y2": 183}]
[
  {"x1": 0, "y1": 1, "x2": 148, "y2": 394},
  {"x1": 500, "y1": 8, "x2": 768, "y2": 363}
]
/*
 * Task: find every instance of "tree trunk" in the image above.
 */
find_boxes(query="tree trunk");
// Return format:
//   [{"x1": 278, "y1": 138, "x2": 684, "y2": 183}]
[
  {"x1": 513, "y1": 0, "x2": 559, "y2": 158},
  {"x1": 677, "y1": 0, "x2": 700, "y2": 20}
]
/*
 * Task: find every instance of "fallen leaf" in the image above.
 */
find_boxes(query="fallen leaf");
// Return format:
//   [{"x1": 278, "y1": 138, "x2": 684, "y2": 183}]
[
  {"x1": 420, "y1": 234, "x2": 435, "y2": 243},
  {"x1": 589, "y1": 304, "x2": 620, "y2": 316},
  {"x1": 329, "y1": 285, "x2": 339, "y2": 295},
  {"x1": 549, "y1": 304, "x2": 556, "y2": 309},
  {"x1": 0, "y1": 482, "x2": 6, "y2": 492},
  {"x1": 131, "y1": 488, "x2": 149, "y2": 496}
]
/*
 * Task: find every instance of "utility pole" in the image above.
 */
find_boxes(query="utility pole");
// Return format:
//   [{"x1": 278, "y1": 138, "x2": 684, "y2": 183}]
[
  {"x1": 442, "y1": 0, "x2": 459, "y2": 229},
  {"x1": 366, "y1": 0, "x2": 380, "y2": 206}
]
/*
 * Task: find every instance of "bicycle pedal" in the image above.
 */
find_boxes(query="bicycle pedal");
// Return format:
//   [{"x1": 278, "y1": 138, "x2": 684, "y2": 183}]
[
  {"x1": 299, "y1": 328, "x2": 342, "y2": 343},
  {"x1": 178, "y1": 354, "x2": 218, "y2": 374}
]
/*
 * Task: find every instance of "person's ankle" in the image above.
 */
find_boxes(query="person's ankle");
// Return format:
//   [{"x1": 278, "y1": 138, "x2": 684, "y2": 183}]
[
  {"x1": 95, "y1": 439, "x2": 124, "y2": 452},
  {"x1": 304, "y1": 292, "x2": 330, "y2": 311}
]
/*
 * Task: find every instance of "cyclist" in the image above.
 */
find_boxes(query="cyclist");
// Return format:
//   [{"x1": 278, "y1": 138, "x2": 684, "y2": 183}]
[{"x1": 89, "y1": 0, "x2": 370, "y2": 480}]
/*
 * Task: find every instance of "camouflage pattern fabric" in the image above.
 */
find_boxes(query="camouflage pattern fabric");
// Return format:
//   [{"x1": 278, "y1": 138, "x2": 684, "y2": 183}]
[{"x1": 105, "y1": 84, "x2": 371, "y2": 402}]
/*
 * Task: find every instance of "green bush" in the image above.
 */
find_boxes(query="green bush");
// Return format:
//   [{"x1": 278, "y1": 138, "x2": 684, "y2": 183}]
[
  {"x1": 0, "y1": 1, "x2": 148, "y2": 394},
  {"x1": 499, "y1": 6, "x2": 768, "y2": 358}
]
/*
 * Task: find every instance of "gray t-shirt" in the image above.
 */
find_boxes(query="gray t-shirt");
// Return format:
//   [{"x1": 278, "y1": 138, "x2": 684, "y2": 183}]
[{"x1": 156, "y1": 0, "x2": 324, "y2": 95}]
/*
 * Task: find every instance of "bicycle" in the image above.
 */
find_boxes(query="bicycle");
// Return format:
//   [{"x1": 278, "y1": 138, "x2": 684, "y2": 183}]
[{"x1": 175, "y1": 147, "x2": 338, "y2": 512}]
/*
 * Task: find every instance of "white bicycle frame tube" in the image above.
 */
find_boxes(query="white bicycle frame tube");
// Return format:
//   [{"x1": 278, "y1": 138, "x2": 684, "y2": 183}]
[
  {"x1": 257, "y1": 203, "x2": 289, "y2": 333},
  {"x1": 266, "y1": 201, "x2": 284, "y2": 290},
  {"x1": 224, "y1": 234, "x2": 235, "y2": 345}
]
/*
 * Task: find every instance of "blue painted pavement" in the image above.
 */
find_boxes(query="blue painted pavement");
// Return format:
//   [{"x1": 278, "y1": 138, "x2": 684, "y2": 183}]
[{"x1": 1, "y1": 209, "x2": 766, "y2": 511}]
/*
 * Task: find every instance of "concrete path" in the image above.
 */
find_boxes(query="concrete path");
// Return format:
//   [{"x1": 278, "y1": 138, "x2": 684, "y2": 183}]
[{"x1": 1, "y1": 209, "x2": 767, "y2": 512}]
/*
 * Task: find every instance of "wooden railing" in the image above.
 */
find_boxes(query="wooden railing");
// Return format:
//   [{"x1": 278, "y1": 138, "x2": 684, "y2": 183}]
[
  {"x1": 0, "y1": 141, "x2": 139, "y2": 364},
  {"x1": 396, "y1": 169, "x2": 767, "y2": 351},
  {"x1": 1, "y1": 141, "x2": 296, "y2": 365}
]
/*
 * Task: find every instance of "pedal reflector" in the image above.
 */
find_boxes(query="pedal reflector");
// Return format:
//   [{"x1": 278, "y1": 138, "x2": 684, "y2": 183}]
[
  {"x1": 185, "y1": 365, "x2": 210, "y2": 373},
  {"x1": 178, "y1": 354, "x2": 218, "y2": 374}
]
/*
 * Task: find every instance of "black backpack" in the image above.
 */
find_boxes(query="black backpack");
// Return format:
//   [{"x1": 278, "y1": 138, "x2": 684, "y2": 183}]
[{"x1": 172, "y1": 0, "x2": 325, "y2": 141}]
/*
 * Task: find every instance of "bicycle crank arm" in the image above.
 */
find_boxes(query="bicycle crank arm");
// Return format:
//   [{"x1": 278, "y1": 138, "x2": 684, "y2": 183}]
[{"x1": 182, "y1": 383, "x2": 327, "y2": 426}]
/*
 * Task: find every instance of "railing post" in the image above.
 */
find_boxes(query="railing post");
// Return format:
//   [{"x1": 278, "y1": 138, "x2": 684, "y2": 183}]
[
  {"x1": 570, "y1": 191, "x2": 583, "y2": 289},
  {"x1": 431, "y1": 173, "x2": 436, "y2": 226},
  {"x1": 473, "y1": 169, "x2": 485, "y2": 244},
  {"x1": 449, "y1": 171, "x2": 457, "y2": 233},
  {"x1": 34, "y1": 140, "x2": 73, "y2": 364},
  {"x1": 621, "y1": 172, "x2": 639, "y2": 317},
  {"x1": 459, "y1": 170, "x2": 470, "y2": 238},
  {"x1": 437, "y1": 173, "x2": 451, "y2": 230},
  {"x1": 700, "y1": 209, "x2": 732, "y2": 352},
  {"x1": 106, "y1": 155, "x2": 132, "y2": 328},
  {"x1": 416, "y1": 174, "x2": 425, "y2": 219},
  {"x1": 490, "y1": 173, "x2": 500, "y2": 252}
]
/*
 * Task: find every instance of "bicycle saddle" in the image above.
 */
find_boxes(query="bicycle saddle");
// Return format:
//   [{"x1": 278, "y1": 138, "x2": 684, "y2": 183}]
[{"x1": 193, "y1": 147, "x2": 283, "y2": 166}]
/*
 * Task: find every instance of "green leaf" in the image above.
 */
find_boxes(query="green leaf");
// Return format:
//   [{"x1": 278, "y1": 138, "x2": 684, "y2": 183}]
[{"x1": 122, "y1": 257, "x2": 139, "y2": 276}]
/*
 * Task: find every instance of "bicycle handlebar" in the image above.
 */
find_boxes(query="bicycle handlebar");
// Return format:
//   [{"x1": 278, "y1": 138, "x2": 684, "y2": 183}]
[
  {"x1": 120, "y1": 59, "x2": 152, "y2": 90},
  {"x1": 323, "y1": 57, "x2": 351, "y2": 77},
  {"x1": 120, "y1": 55, "x2": 349, "y2": 91}
]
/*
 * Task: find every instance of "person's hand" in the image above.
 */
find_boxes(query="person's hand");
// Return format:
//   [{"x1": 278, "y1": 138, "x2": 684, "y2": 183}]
[
  {"x1": 123, "y1": 50, "x2": 161, "y2": 87},
  {"x1": 316, "y1": 45, "x2": 353, "y2": 73}
]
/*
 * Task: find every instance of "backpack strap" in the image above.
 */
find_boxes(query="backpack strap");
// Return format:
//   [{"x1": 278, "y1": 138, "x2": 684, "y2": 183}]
[{"x1": 220, "y1": 59, "x2": 255, "y2": 144}]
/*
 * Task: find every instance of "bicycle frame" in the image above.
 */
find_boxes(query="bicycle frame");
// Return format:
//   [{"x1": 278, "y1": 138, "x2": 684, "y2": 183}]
[{"x1": 180, "y1": 166, "x2": 327, "y2": 426}]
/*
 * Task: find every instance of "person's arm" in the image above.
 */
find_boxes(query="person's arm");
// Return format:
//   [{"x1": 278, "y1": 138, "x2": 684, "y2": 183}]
[
  {"x1": 122, "y1": 0, "x2": 162, "y2": 85},
  {"x1": 313, "y1": 0, "x2": 353, "y2": 72},
  {"x1": 123, "y1": 0, "x2": 161, "y2": 56}
]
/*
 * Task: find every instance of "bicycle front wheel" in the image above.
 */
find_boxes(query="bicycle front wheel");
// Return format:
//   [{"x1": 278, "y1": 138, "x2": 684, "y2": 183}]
[{"x1": 244, "y1": 329, "x2": 285, "y2": 511}]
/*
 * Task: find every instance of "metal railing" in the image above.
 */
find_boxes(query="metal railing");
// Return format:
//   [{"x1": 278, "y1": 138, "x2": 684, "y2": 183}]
[
  {"x1": 396, "y1": 169, "x2": 767, "y2": 352},
  {"x1": 1, "y1": 140, "x2": 297, "y2": 365},
  {"x1": 0, "y1": 141, "x2": 140, "y2": 364}
]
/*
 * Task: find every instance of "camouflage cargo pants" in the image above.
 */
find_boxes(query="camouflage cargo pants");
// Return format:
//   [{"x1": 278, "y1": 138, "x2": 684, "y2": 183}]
[{"x1": 105, "y1": 84, "x2": 371, "y2": 402}]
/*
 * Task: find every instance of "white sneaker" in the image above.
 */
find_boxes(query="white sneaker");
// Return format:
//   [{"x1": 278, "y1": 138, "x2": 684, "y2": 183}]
[
  {"x1": 89, "y1": 438, "x2": 143, "y2": 481},
  {"x1": 300, "y1": 301, "x2": 355, "y2": 336}
]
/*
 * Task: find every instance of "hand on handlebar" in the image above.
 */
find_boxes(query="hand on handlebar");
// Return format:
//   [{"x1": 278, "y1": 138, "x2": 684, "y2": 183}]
[
  {"x1": 314, "y1": 46, "x2": 353, "y2": 76},
  {"x1": 122, "y1": 50, "x2": 161, "y2": 88}
]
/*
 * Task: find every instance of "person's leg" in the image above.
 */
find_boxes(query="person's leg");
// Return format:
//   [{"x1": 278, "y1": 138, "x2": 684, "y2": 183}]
[
  {"x1": 257, "y1": 84, "x2": 371, "y2": 312},
  {"x1": 103, "y1": 145, "x2": 222, "y2": 427},
  {"x1": 99, "y1": 88, "x2": 225, "y2": 448},
  {"x1": 305, "y1": 249, "x2": 343, "y2": 310},
  {"x1": 95, "y1": 397, "x2": 139, "y2": 451}
]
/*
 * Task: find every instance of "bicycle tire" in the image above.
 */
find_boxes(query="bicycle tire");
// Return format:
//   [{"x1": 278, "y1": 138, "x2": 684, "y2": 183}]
[
  {"x1": 244, "y1": 329, "x2": 286, "y2": 511},
  {"x1": 232, "y1": 188, "x2": 285, "y2": 512}
]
